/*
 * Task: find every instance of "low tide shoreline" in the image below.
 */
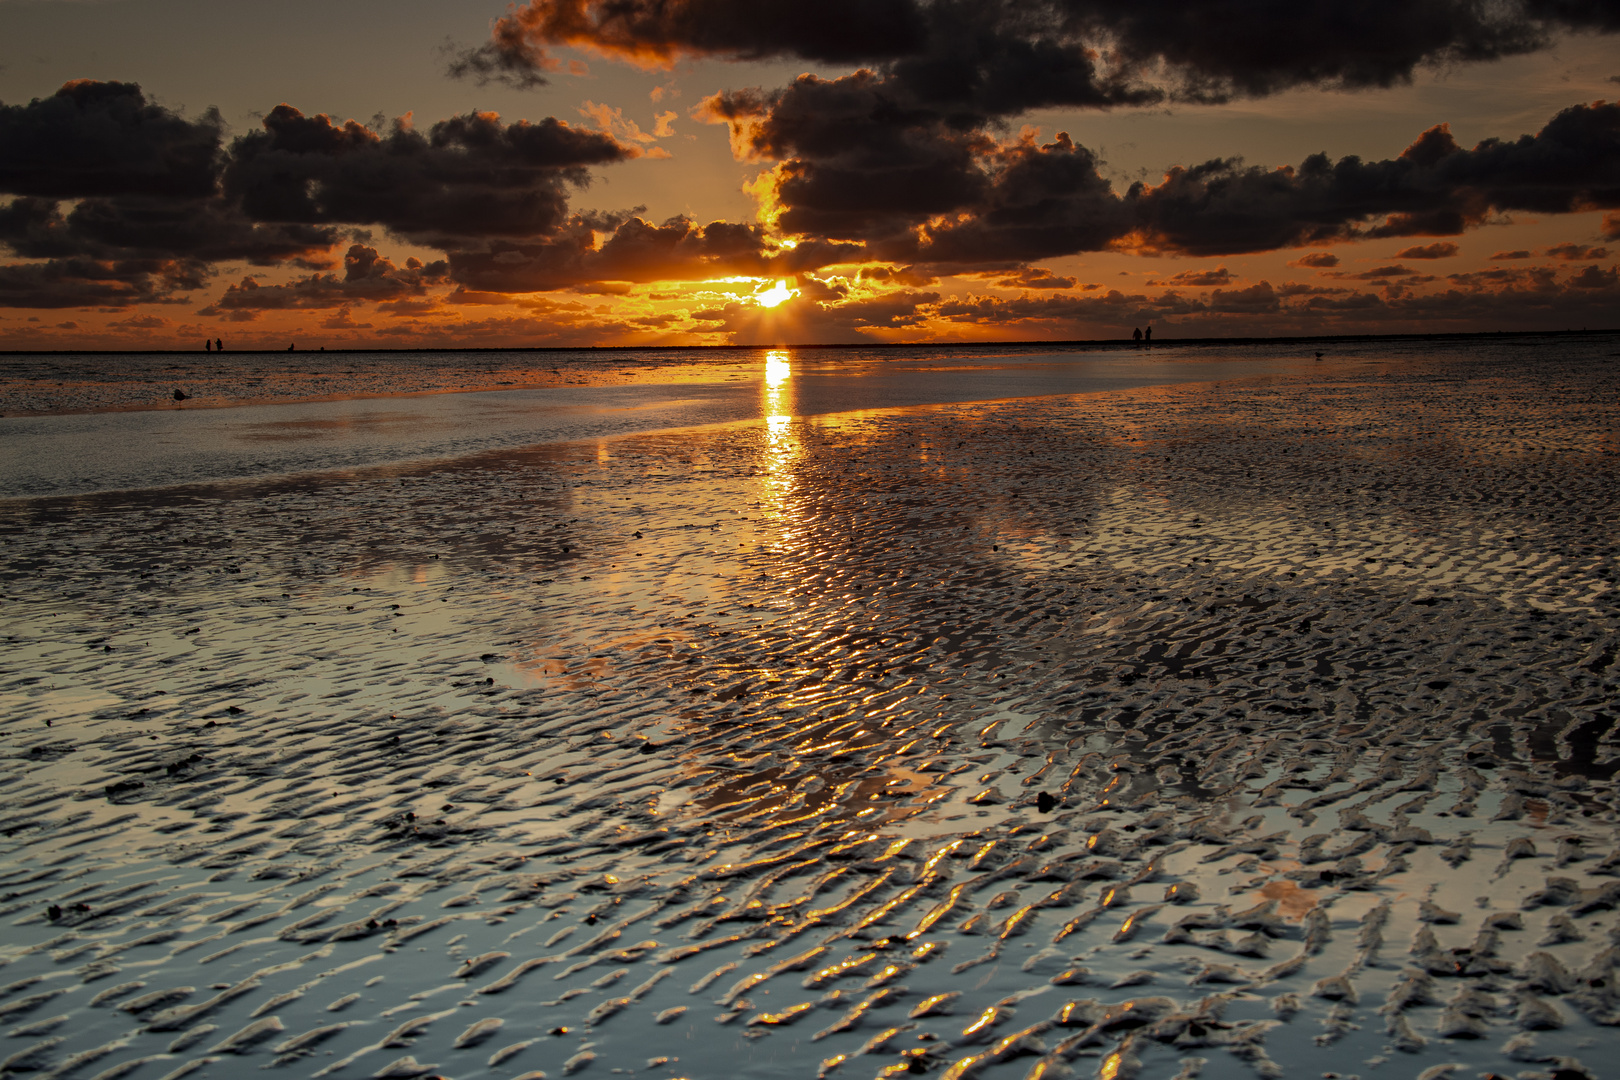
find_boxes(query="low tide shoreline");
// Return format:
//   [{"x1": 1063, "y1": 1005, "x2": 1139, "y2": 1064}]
[{"x1": 0, "y1": 343, "x2": 1617, "y2": 1080}]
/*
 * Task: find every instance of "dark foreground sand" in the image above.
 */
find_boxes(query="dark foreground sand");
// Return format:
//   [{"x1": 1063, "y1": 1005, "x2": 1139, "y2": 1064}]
[{"x1": 1, "y1": 346, "x2": 1618, "y2": 1080}]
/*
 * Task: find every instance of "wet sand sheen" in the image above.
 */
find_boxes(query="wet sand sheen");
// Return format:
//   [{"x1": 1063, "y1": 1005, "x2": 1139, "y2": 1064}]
[{"x1": 1, "y1": 344, "x2": 1618, "y2": 1080}]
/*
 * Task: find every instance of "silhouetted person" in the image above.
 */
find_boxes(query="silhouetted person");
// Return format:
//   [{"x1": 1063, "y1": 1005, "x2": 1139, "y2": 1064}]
[
  {"x1": 173, "y1": 389, "x2": 189, "y2": 401},
  {"x1": 205, "y1": 339, "x2": 211, "y2": 352},
  {"x1": 216, "y1": 338, "x2": 223, "y2": 352},
  {"x1": 1144, "y1": 326, "x2": 1152, "y2": 344},
  {"x1": 1132, "y1": 327, "x2": 1142, "y2": 343},
  {"x1": 288, "y1": 343, "x2": 295, "y2": 351}
]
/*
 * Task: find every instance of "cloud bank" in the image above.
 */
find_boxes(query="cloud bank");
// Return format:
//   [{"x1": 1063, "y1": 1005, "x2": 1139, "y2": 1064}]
[{"x1": 2, "y1": 0, "x2": 1618, "y2": 341}]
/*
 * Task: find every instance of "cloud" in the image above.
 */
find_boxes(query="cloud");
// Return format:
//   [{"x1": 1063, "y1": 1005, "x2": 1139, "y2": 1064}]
[
  {"x1": 0, "y1": 82, "x2": 339, "y2": 272},
  {"x1": 3, "y1": 73, "x2": 1617, "y2": 330},
  {"x1": 0, "y1": 192, "x2": 337, "y2": 266},
  {"x1": 989, "y1": 266, "x2": 1078, "y2": 289},
  {"x1": 0, "y1": 80, "x2": 223, "y2": 199},
  {"x1": 915, "y1": 257, "x2": 1620, "y2": 335},
  {"x1": 858, "y1": 264, "x2": 939, "y2": 287},
  {"x1": 222, "y1": 105, "x2": 637, "y2": 248},
  {"x1": 698, "y1": 285, "x2": 942, "y2": 343},
  {"x1": 1568, "y1": 263, "x2": 1619, "y2": 288},
  {"x1": 579, "y1": 100, "x2": 663, "y2": 143},
  {"x1": 444, "y1": 213, "x2": 860, "y2": 293},
  {"x1": 702, "y1": 83, "x2": 1620, "y2": 266},
  {"x1": 0, "y1": 255, "x2": 195, "y2": 309},
  {"x1": 111, "y1": 313, "x2": 169, "y2": 329},
  {"x1": 1206, "y1": 281, "x2": 1281, "y2": 313},
  {"x1": 1396, "y1": 241, "x2": 1460, "y2": 258},
  {"x1": 320, "y1": 307, "x2": 373, "y2": 329},
  {"x1": 453, "y1": 0, "x2": 1617, "y2": 106},
  {"x1": 198, "y1": 244, "x2": 446, "y2": 312},
  {"x1": 1146, "y1": 266, "x2": 1233, "y2": 286},
  {"x1": 1125, "y1": 106, "x2": 1620, "y2": 256},
  {"x1": 1545, "y1": 242, "x2": 1609, "y2": 259},
  {"x1": 1490, "y1": 249, "x2": 1533, "y2": 259},
  {"x1": 1328, "y1": 264, "x2": 1419, "y2": 279},
  {"x1": 448, "y1": 0, "x2": 932, "y2": 88}
]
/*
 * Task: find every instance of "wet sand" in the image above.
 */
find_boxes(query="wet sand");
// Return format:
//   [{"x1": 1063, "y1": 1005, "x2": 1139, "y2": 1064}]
[{"x1": 2, "y1": 339, "x2": 1619, "y2": 1080}]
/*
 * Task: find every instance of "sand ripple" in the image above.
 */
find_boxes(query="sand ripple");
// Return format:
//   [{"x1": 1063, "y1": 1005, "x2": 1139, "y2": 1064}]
[{"x1": 1, "y1": 345, "x2": 1618, "y2": 1080}]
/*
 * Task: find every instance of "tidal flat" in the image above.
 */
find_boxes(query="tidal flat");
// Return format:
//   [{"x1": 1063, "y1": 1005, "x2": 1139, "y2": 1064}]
[{"x1": 1, "y1": 337, "x2": 1618, "y2": 1080}]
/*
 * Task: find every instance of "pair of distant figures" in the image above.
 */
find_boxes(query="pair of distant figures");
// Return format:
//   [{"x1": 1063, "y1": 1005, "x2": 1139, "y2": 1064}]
[
  {"x1": 1132, "y1": 327, "x2": 1153, "y2": 343},
  {"x1": 203, "y1": 338, "x2": 223, "y2": 351}
]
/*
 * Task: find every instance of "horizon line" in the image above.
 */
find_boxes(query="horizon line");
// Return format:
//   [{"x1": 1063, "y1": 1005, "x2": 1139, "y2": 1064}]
[{"x1": 2, "y1": 326, "x2": 1616, "y2": 356}]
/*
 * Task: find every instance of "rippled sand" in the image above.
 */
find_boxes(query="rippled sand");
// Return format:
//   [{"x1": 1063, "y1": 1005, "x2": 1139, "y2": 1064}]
[{"x1": 2, "y1": 348, "x2": 1618, "y2": 1080}]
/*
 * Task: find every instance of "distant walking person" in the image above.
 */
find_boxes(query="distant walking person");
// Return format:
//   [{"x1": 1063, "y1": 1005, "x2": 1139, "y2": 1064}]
[
  {"x1": 216, "y1": 338, "x2": 223, "y2": 352},
  {"x1": 288, "y1": 343, "x2": 295, "y2": 351},
  {"x1": 1144, "y1": 326, "x2": 1152, "y2": 343},
  {"x1": 205, "y1": 339, "x2": 212, "y2": 352},
  {"x1": 1133, "y1": 327, "x2": 1142, "y2": 343}
]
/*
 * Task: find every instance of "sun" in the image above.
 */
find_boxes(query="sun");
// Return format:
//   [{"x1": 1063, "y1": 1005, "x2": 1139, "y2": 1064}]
[{"x1": 755, "y1": 279, "x2": 796, "y2": 307}]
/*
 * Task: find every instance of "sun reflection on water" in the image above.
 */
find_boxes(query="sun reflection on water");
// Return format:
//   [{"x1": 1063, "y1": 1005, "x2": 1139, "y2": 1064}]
[{"x1": 763, "y1": 348, "x2": 793, "y2": 438}]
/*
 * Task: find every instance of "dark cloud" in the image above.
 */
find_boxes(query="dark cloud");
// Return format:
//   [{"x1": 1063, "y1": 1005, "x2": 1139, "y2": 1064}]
[
  {"x1": 1330, "y1": 265, "x2": 1420, "y2": 279},
  {"x1": 458, "y1": 0, "x2": 1616, "y2": 106},
  {"x1": 197, "y1": 245, "x2": 447, "y2": 313},
  {"x1": 223, "y1": 106, "x2": 636, "y2": 248},
  {"x1": 0, "y1": 81, "x2": 672, "y2": 311},
  {"x1": 0, "y1": 80, "x2": 222, "y2": 199},
  {"x1": 1146, "y1": 266, "x2": 1233, "y2": 286},
  {"x1": 1491, "y1": 249, "x2": 1533, "y2": 259},
  {"x1": 5, "y1": 67, "x2": 1617, "y2": 326},
  {"x1": 1127, "y1": 105, "x2": 1620, "y2": 256},
  {"x1": 1545, "y1": 242, "x2": 1609, "y2": 259},
  {"x1": 858, "y1": 265, "x2": 940, "y2": 287},
  {"x1": 463, "y1": 0, "x2": 1620, "y2": 282},
  {"x1": 898, "y1": 131, "x2": 1129, "y2": 265},
  {"x1": 704, "y1": 85, "x2": 1620, "y2": 267},
  {"x1": 1396, "y1": 241, "x2": 1460, "y2": 258},
  {"x1": 0, "y1": 82, "x2": 339, "y2": 288},
  {"x1": 1568, "y1": 263, "x2": 1619, "y2": 288},
  {"x1": 0, "y1": 256, "x2": 196, "y2": 309},
  {"x1": 988, "y1": 266, "x2": 1078, "y2": 289},
  {"x1": 1206, "y1": 281, "x2": 1281, "y2": 313},
  {"x1": 934, "y1": 288, "x2": 1205, "y2": 330},
  {"x1": 444, "y1": 214, "x2": 860, "y2": 293},
  {"x1": 0, "y1": 193, "x2": 337, "y2": 266},
  {"x1": 911, "y1": 257, "x2": 1619, "y2": 336},
  {"x1": 452, "y1": 0, "x2": 929, "y2": 84},
  {"x1": 1275, "y1": 281, "x2": 1347, "y2": 297},
  {"x1": 699, "y1": 73, "x2": 1003, "y2": 243}
]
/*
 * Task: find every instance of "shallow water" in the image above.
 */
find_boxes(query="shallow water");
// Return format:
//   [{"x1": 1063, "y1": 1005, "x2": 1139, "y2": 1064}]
[
  {"x1": 1, "y1": 336, "x2": 1618, "y2": 1080},
  {"x1": 3, "y1": 346, "x2": 1322, "y2": 499}
]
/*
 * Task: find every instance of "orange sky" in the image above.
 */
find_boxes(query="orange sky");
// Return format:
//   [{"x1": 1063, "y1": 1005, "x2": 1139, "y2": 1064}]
[{"x1": 0, "y1": 1, "x2": 1615, "y2": 349}]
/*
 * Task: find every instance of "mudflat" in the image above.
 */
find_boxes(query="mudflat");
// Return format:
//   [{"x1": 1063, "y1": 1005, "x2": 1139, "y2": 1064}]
[{"x1": 1, "y1": 338, "x2": 1617, "y2": 1080}]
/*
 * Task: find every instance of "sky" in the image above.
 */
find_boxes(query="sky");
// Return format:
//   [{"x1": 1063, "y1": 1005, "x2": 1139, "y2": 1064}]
[{"x1": 0, "y1": 0, "x2": 1616, "y2": 349}]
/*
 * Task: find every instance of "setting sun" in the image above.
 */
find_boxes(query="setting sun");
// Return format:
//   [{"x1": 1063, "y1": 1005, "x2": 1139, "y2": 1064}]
[{"x1": 755, "y1": 279, "x2": 796, "y2": 308}]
